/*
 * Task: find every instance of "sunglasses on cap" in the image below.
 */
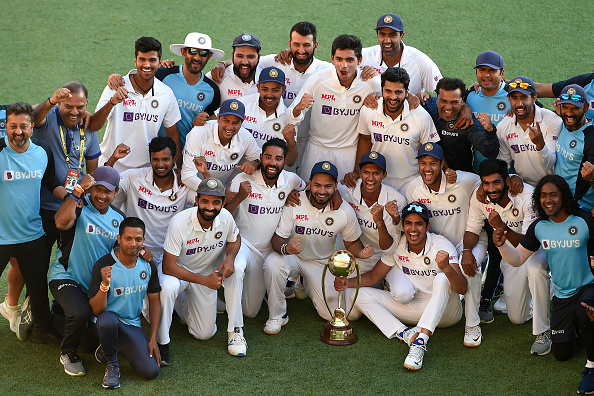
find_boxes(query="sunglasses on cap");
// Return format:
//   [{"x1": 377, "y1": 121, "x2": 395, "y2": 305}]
[
  {"x1": 187, "y1": 48, "x2": 211, "y2": 57},
  {"x1": 560, "y1": 93, "x2": 584, "y2": 102},
  {"x1": 406, "y1": 204, "x2": 426, "y2": 213},
  {"x1": 508, "y1": 82, "x2": 531, "y2": 90}
]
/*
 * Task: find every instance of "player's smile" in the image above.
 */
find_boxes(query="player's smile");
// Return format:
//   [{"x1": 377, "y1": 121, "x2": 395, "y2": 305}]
[
  {"x1": 360, "y1": 163, "x2": 385, "y2": 195},
  {"x1": 539, "y1": 182, "x2": 563, "y2": 218},
  {"x1": 560, "y1": 103, "x2": 586, "y2": 132}
]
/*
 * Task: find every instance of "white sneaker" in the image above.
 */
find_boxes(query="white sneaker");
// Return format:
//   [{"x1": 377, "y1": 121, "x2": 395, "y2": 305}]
[
  {"x1": 264, "y1": 315, "x2": 289, "y2": 335},
  {"x1": 295, "y1": 282, "x2": 308, "y2": 300},
  {"x1": 217, "y1": 298, "x2": 226, "y2": 314},
  {"x1": 403, "y1": 339, "x2": 427, "y2": 371},
  {"x1": 463, "y1": 325, "x2": 482, "y2": 347},
  {"x1": 0, "y1": 296, "x2": 21, "y2": 333},
  {"x1": 493, "y1": 293, "x2": 507, "y2": 314},
  {"x1": 227, "y1": 327, "x2": 247, "y2": 357}
]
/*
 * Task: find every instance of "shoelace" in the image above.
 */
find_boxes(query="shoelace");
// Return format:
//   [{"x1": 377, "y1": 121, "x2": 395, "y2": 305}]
[
  {"x1": 105, "y1": 364, "x2": 120, "y2": 377},
  {"x1": 407, "y1": 343, "x2": 426, "y2": 360},
  {"x1": 534, "y1": 332, "x2": 549, "y2": 344},
  {"x1": 465, "y1": 326, "x2": 480, "y2": 337},
  {"x1": 229, "y1": 332, "x2": 246, "y2": 346}
]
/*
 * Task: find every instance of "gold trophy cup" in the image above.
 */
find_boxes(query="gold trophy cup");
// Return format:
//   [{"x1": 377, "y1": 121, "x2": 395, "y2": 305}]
[{"x1": 320, "y1": 250, "x2": 360, "y2": 345}]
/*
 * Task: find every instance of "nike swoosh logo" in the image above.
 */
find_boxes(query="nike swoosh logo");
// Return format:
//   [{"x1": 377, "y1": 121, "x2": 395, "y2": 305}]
[
  {"x1": 414, "y1": 360, "x2": 422, "y2": 365},
  {"x1": 473, "y1": 336, "x2": 480, "y2": 342}
]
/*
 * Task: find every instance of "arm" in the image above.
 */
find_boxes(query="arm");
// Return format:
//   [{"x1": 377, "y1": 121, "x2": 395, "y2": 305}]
[
  {"x1": 335, "y1": 259, "x2": 393, "y2": 291},
  {"x1": 370, "y1": 204, "x2": 394, "y2": 251},
  {"x1": 281, "y1": 124, "x2": 298, "y2": 167},
  {"x1": 147, "y1": 291, "x2": 161, "y2": 365},
  {"x1": 494, "y1": 228, "x2": 536, "y2": 267},
  {"x1": 487, "y1": 211, "x2": 523, "y2": 246},
  {"x1": 88, "y1": 87, "x2": 129, "y2": 132},
  {"x1": 217, "y1": 236, "x2": 241, "y2": 279},
  {"x1": 33, "y1": 88, "x2": 73, "y2": 127},
  {"x1": 55, "y1": 174, "x2": 95, "y2": 230},
  {"x1": 343, "y1": 238, "x2": 374, "y2": 260},
  {"x1": 436, "y1": 250, "x2": 467, "y2": 295},
  {"x1": 161, "y1": 251, "x2": 223, "y2": 289},
  {"x1": 165, "y1": 124, "x2": 183, "y2": 170},
  {"x1": 224, "y1": 180, "x2": 250, "y2": 214},
  {"x1": 460, "y1": 231, "x2": 479, "y2": 277},
  {"x1": 466, "y1": 116, "x2": 499, "y2": 159},
  {"x1": 343, "y1": 134, "x2": 371, "y2": 188},
  {"x1": 180, "y1": 130, "x2": 203, "y2": 191},
  {"x1": 89, "y1": 265, "x2": 111, "y2": 315}
]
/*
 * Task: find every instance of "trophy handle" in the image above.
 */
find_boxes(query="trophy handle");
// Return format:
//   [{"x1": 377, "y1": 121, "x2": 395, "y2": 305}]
[
  {"x1": 346, "y1": 261, "x2": 360, "y2": 319},
  {"x1": 321, "y1": 263, "x2": 333, "y2": 318}
]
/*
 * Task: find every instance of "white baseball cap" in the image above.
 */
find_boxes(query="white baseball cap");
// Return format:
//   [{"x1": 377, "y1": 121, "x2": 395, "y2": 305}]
[{"x1": 170, "y1": 32, "x2": 225, "y2": 59}]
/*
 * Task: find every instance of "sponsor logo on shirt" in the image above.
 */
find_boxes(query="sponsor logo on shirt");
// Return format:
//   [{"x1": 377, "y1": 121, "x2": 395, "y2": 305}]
[
  {"x1": 178, "y1": 98, "x2": 204, "y2": 112},
  {"x1": 295, "y1": 226, "x2": 334, "y2": 237},
  {"x1": 505, "y1": 220, "x2": 523, "y2": 229},
  {"x1": 285, "y1": 78, "x2": 291, "y2": 85},
  {"x1": 541, "y1": 239, "x2": 580, "y2": 249},
  {"x1": 418, "y1": 198, "x2": 432, "y2": 204},
  {"x1": 122, "y1": 112, "x2": 159, "y2": 123},
  {"x1": 372, "y1": 133, "x2": 409, "y2": 145},
  {"x1": 247, "y1": 204, "x2": 283, "y2": 215},
  {"x1": 3, "y1": 170, "x2": 43, "y2": 180},
  {"x1": 358, "y1": 218, "x2": 377, "y2": 230},
  {"x1": 113, "y1": 284, "x2": 147, "y2": 297},
  {"x1": 185, "y1": 241, "x2": 225, "y2": 255},
  {"x1": 245, "y1": 127, "x2": 274, "y2": 143},
  {"x1": 398, "y1": 255, "x2": 410, "y2": 262},
  {"x1": 187, "y1": 238, "x2": 200, "y2": 245},
  {"x1": 321, "y1": 105, "x2": 360, "y2": 117},
  {"x1": 321, "y1": 94, "x2": 336, "y2": 102},
  {"x1": 227, "y1": 89, "x2": 242, "y2": 97},
  {"x1": 348, "y1": 202, "x2": 360, "y2": 212},
  {"x1": 371, "y1": 120, "x2": 384, "y2": 128},
  {"x1": 283, "y1": 91, "x2": 297, "y2": 100},
  {"x1": 123, "y1": 99, "x2": 136, "y2": 106},
  {"x1": 296, "y1": 214, "x2": 309, "y2": 220},
  {"x1": 205, "y1": 162, "x2": 237, "y2": 172},
  {"x1": 557, "y1": 143, "x2": 575, "y2": 161},
  {"x1": 204, "y1": 150, "x2": 215, "y2": 157},
  {"x1": 510, "y1": 144, "x2": 540, "y2": 154},
  {"x1": 401, "y1": 266, "x2": 437, "y2": 276},
  {"x1": 244, "y1": 115, "x2": 257, "y2": 124},
  {"x1": 249, "y1": 192, "x2": 263, "y2": 200},
  {"x1": 138, "y1": 186, "x2": 153, "y2": 196},
  {"x1": 137, "y1": 198, "x2": 178, "y2": 213},
  {"x1": 506, "y1": 133, "x2": 518, "y2": 140},
  {"x1": 428, "y1": 208, "x2": 462, "y2": 217},
  {"x1": 86, "y1": 223, "x2": 117, "y2": 239}
]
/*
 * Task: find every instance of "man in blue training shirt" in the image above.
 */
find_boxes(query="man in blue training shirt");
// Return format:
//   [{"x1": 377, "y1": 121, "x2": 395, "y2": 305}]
[
  {"x1": 494, "y1": 175, "x2": 594, "y2": 395},
  {"x1": 0, "y1": 102, "x2": 67, "y2": 344},
  {"x1": 89, "y1": 217, "x2": 161, "y2": 389}
]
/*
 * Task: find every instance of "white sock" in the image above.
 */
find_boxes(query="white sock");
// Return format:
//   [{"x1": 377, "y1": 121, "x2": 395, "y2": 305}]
[
  {"x1": 416, "y1": 332, "x2": 429, "y2": 344},
  {"x1": 586, "y1": 360, "x2": 594, "y2": 369}
]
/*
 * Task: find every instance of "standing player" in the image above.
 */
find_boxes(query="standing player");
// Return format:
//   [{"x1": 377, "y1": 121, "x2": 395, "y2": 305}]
[
  {"x1": 464, "y1": 159, "x2": 551, "y2": 354},
  {"x1": 406, "y1": 143, "x2": 487, "y2": 347},
  {"x1": 495, "y1": 76, "x2": 562, "y2": 186},
  {"x1": 344, "y1": 67, "x2": 438, "y2": 195},
  {"x1": 91, "y1": 37, "x2": 182, "y2": 172},
  {"x1": 288, "y1": 35, "x2": 381, "y2": 180},
  {"x1": 160, "y1": 178, "x2": 245, "y2": 358},
  {"x1": 225, "y1": 138, "x2": 306, "y2": 318},
  {"x1": 48, "y1": 167, "x2": 124, "y2": 376},
  {"x1": 336, "y1": 202, "x2": 467, "y2": 371},
  {"x1": 360, "y1": 13, "x2": 442, "y2": 95},
  {"x1": 262, "y1": 161, "x2": 374, "y2": 334},
  {"x1": 494, "y1": 175, "x2": 594, "y2": 395},
  {"x1": 89, "y1": 217, "x2": 161, "y2": 389},
  {"x1": 181, "y1": 99, "x2": 260, "y2": 190}
]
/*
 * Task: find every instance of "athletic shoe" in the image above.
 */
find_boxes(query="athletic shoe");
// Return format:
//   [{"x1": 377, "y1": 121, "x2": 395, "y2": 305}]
[
  {"x1": 493, "y1": 293, "x2": 507, "y2": 314},
  {"x1": 264, "y1": 315, "x2": 289, "y2": 335},
  {"x1": 578, "y1": 367, "x2": 594, "y2": 395},
  {"x1": 217, "y1": 298, "x2": 226, "y2": 314},
  {"x1": 95, "y1": 344, "x2": 107, "y2": 363},
  {"x1": 0, "y1": 296, "x2": 21, "y2": 333},
  {"x1": 403, "y1": 338, "x2": 427, "y2": 371},
  {"x1": 531, "y1": 330, "x2": 552, "y2": 356},
  {"x1": 397, "y1": 327, "x2": 419, "y2": 346},
  {"x1": 15, "y1": 296, "x2": 32, "y2": 341},
  {"x1": 479, "y1": 298, "x2": 494, "y2": 324},
  {"x1": 295, "y1": 281, "x2": 308, "y2": 300},
  {"x1": 463, "y1": 325, "x2": 482, "y2": 347},
  {"x1": 285, "y1": 281, "x2": 296, "y2": 299},
  {"x1": 158, "y1": 343, "x2": 171, "y2": 366},
  {"x1": 102, "y1": 363, "x2": 120, "y2": 389},
  {"x1": 60, "y1": 352, "x2": 86, "y2": 376},
  {"x1": 228, "y1": 327, "x2": 247, "y2": 357}
]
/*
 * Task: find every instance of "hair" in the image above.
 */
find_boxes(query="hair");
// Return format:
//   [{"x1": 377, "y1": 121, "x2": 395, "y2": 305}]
[
  {"x1": 532, "y1": 175, "x2": 578, "y2": 219},
  {"x1": 62, "y1": 81, "x2": 88, "y2": 99},
  {"x1": 290, "y1": 21, "x2": 317, "y2": 42},
  {"x1": 435, "y1": 77, "x2": 466, "y2": 96},
  {"x1": 262, "y1": 137, "x2": 288, "y2": 157},
  {"x1": 381, "y1": 67, "x2": 410, "y2": 90},
  {"x1": 331, "y1": 34, "x2": 362, "y2": 58},
  {"x1": 119, "y1": 216, "x2": 146, "y2": 236},
  {"x1": 478, "y1": 158, "x2": 509, "y2": 180},
  {"x1": 135, "y1": 36, "x2": 162, "y2": 58},
  {"x1": 6, "y1": 102, "x2": 34, "y2": 123},
  {"x1": 149, "y1": 136, "x2": 176, "y2": 157}
]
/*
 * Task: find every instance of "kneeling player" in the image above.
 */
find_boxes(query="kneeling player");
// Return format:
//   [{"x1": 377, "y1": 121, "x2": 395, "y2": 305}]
[{"x1": 335, "y1": 202, "x2": 467, "y2": 371}]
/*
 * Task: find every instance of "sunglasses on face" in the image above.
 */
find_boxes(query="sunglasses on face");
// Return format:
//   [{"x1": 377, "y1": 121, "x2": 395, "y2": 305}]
[
  {"x1": 560, "y1": 93, "x2": 584, "y2": 102},
  {"x1": 508, "y1": 82, "x2": 531, "y2": 90},
  {"x1": 187, "y1": 48, "x2": 210, "y2": 57}
]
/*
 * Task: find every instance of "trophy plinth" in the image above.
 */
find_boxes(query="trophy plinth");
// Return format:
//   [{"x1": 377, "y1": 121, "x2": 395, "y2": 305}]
[{"x1": 320, "y1": 250, "x2": 360, "y2": 346}]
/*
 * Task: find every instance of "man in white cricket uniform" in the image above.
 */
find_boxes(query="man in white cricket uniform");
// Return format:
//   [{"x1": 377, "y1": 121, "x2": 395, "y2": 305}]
[
  {"x1": 225, "y1": 138, "x2": 306, "y2": 317},
  {"x1": 93, "y1": 37, "x2": 182, "y2": 173},
  {"x1": 406, "y1": 143, "x2": 487, "y2": 347},
  {"x1": 360, "y1": 14, "x2": 442, "y2": 95},
  {"x1": 238, "y1": 67, "x2": 297, "y2": 165},
  {"x1": 464, "y1": 158, "x2": 551, "y2": 354},
  {"x1": 288, "y1": 35, "x2": 381, "y2": 180},
  {"x1": 336, "y1": 201, "x2": 467, "y2": 371},
  {"x1": 160, "y1": 178, "x2": 245, "y2": 358},
  {"x1": 262, "y1": 161, "x2": 374, "y2": 334},
  {"x1": 181, "y1": 99, "x2": 260, "y2": 189},
  {"x1": 496, "y1": 76, "x2": 562, "y2": 186},
  {"x1": 347, "y1": 67, "x2": 438, "y2": 195},
  {"x1": 206, "y1": 34, "x2": 262, "y2": 102}
]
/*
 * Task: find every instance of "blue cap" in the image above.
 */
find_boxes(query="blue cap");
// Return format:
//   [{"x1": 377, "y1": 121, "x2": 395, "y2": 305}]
[
  {"x1": 507, "y1": 76, "x2": 536, "y2": 96},
  {"x1": 558, "y1": 84, "x2": 588, "y2": 106},
  {"x1": 376, "y1": 14, "x2": 404, "y2": 32},
  {"x1": 310, "y1": 161, "x2": 338, "y2": 181},
  {"x1": 258, "y1": 66, "x2": 285, "y2": 85},
  {"x1": 416, "y1": 142, "x2": 444, "y2": 160},
  {"x1": 232, "y1": 33, "x2": 261, "y2": 50},
  {"x1": 475, "y1": 51, "x2": 504, "y2": 70},
  {"x1": 219, "y1": 99, "x2": 245, "y2": 120},
  {"x1": 93, "y1": 166, "x2": 120, "y2": 191},
  {"x1": 359, "y1": 151, "x2": 387, "y2": 172},
  {"x1": 401, "y1": 201, "x2": 430, "y2": 223}
]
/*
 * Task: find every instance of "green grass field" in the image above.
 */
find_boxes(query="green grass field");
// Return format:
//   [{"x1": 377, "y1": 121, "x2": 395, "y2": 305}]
[{"x1": 1, "y1": 0, "x2": 592, "y2": 394}]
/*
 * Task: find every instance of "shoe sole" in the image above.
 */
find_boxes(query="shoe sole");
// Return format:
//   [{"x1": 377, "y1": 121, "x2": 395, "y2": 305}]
[
  {"x1": 102, "y1": 383, "x2": 120, "y2": 389},
  {"x1": 264, "y1": 318, "x2": 289, "y2": 335},
  {"x1": 403, "y1": 363, "x2": 421, "y2": 371},
  {"x1": 531, "y1": 347, "x2": 552, "y2": 356},
  {"x1": 230, "y1": 352, "x2": 246, "y2": 357},
  {"x1": 464, "y1": 341, "x2": 482, "y2": 347},
  {"x1": 161, "y1": 360, "x2": 171, "y2": 366},
  {"x1": 64, "y1": 368, "x2": 85, "y2": 377},
  {"x1": 480, "y1": 318, "x2": 494, "y2": 324}
]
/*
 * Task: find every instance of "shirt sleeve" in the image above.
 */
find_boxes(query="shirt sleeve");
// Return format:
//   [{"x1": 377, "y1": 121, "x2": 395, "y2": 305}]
[
  {"x1": 225, "y1": 213, "x2": 239, "y2": 243},
  {"x1": 111, "y1": 169, "x2": 131, "y2": 209},
  {"x1": 95, "y1": 85, "x2": 116, "y2": 113},
  {"x1": 147, "y1": 259, "x2": 162, "y2": 293},
  {"x1": 519, "y1": 219, "x2": 542, "y2": 252},
  {"x1": 242, "y1": 133, "x2": 261, "y2": 161},
  {"x1": 203, "y1": 77, "x2": 221, "y2": 115},
  {"x1": 356, "y1": 106, "x2": 372, "y2": 136},
  {"x1": 574, "y1": 126, "x2": 594, "y2": 203},
  {"x1": 415, "y1": 107, "x2": 440, "y2": 143},
  {"x1": 466, "y1": 191, "x2": 487, "y2": 235},
  {"x1": 552, "y1": 74, "x2": 594, "y2": 97},
  {"x1": 539, "y1": 112, "x2": 562, "y2": 172},
  {"x1": 275, "y1": 203, "x2": 296, "y2": 239},
  {"x1": 287, "y1": 74, "x2": 319, "y2": 125},
  {"x1": 466, "y1": 116, "x2": 499, "y2": 159},
  {"x1": 163, "y1": 215, "x2": 186, "y2": 257},
  {"x1": 180, "y1": 127, "x2": 204, "y2": 191},
  {"x1": 496, "y1": 122, "x2": 513, "y2": 168},
  {"x1": 340, "y1": 204, "x2": 363, "y2": 242},
  {"x1": 84, "y1": 130, "x2": 101, "y2": 159}
]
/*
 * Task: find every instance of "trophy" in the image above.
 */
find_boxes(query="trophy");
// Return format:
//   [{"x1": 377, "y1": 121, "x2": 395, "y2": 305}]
[{"x1": 320, "y1": 250, "x2": 361, "y2": 345}]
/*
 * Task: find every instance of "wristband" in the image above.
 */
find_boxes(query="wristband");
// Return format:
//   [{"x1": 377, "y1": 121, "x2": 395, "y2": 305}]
[
  {"x1": 68, "y1": 193, "x2": 79, "y2": 203},
  {"x1": 280, "y1": 243, "x2": 288, "y2": 256},
  {"x1": 47, "y1": 97, "x2": 56, "y2": 106},
  {"x1": 74, "y1": 184, "x2": 85, "y2": 195},
  {"x1": 100, "y1": 282, "x2": 110, "y2": 292},
  {"x1": 462, "y1": 248, "x2": 471, "y2": 251}
]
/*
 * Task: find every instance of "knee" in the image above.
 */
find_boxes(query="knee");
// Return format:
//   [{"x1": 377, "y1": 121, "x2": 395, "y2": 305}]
[
  {"x1": 552, "y1": 341, "x2": 575, "y2": 361},
  {"x1": 66, "y1": 304, "x2": 92, "y2": 325},
  {"x1": 138, "y1": 363, "x2": 159, "y2": 380},
  {"x1": 96, "y1": 312, "x2": 118, "y2": 331},
  {"x1": 391, "y1": 287, "x2": 414, "y2": 304},
  {"x1": 433, "y1": 273, "x2": 451, "y2": 292},
  {"x1": 507, "y1": 312, "x2": 527, "y2": 325}
]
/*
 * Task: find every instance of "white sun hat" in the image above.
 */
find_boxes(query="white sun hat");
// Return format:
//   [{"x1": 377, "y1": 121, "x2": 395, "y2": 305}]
[{"x1": 170, "y1": 32, "x2": 225, "y2": 59}]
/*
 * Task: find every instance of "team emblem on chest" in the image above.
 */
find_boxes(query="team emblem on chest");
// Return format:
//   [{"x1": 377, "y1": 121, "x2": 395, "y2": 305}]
[
  {"x1": 325, "y1": 217, "x2": 334, "y2": 226},
  {"x1": 447, "y1": 194, "x2": 456, "y2": 203},
  {"x1": 112, "y1": 219, "x2": 119, "y2": 228},
  {"x1": 512, "y1": 208, "x2": 519, "y2": 217},
  {"x1": 215, "y1": 231, "x2": 223, "y2": 239},
  {"x1": 272, "y1": 123, "x2": 281, "y2": 132},
  {"x1": 230, "y1": 153, "x2": 239, "y2": 160},
  {"x1": 278, "y1": 191, "x2": 286, "y2": 200},
  {"x1": 569, "y1": 140, "x2": 577, "y2": 149},
  {"x1": 446, "y1": 121, "x2": 455, "y2": 130},
  {"x1": 139, "y1": 270, "x2": 148, "y2": 280},
  {"x1": 568, "y1": 225, "x2": 578, "y2": 236},
  {"x1": 497, "y1": 101, "x2": 507, "y2": 111},
  {"x1": 400, "y1": 123, "x2": 409, "y2": 132},
  {"x1": 150, "y1": 100, "x2": 159, "y2": 109},
  {"x1": 197, "y1": 92, "x2": 205, "y2": 102},
  {"x1": 423, "y1": 256, "x2": 431, "y2": 266},
  {"x1": 353, "y1": 95, "x2": 362, "y2": 104},
  {"x1": 169, "y1": 192, "x2": 178, "y2": 201}
]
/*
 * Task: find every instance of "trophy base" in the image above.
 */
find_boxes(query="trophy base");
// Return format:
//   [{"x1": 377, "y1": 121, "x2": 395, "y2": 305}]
[{"x1": 320, "y1": 322, "x2": 358, "y2": 346}]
